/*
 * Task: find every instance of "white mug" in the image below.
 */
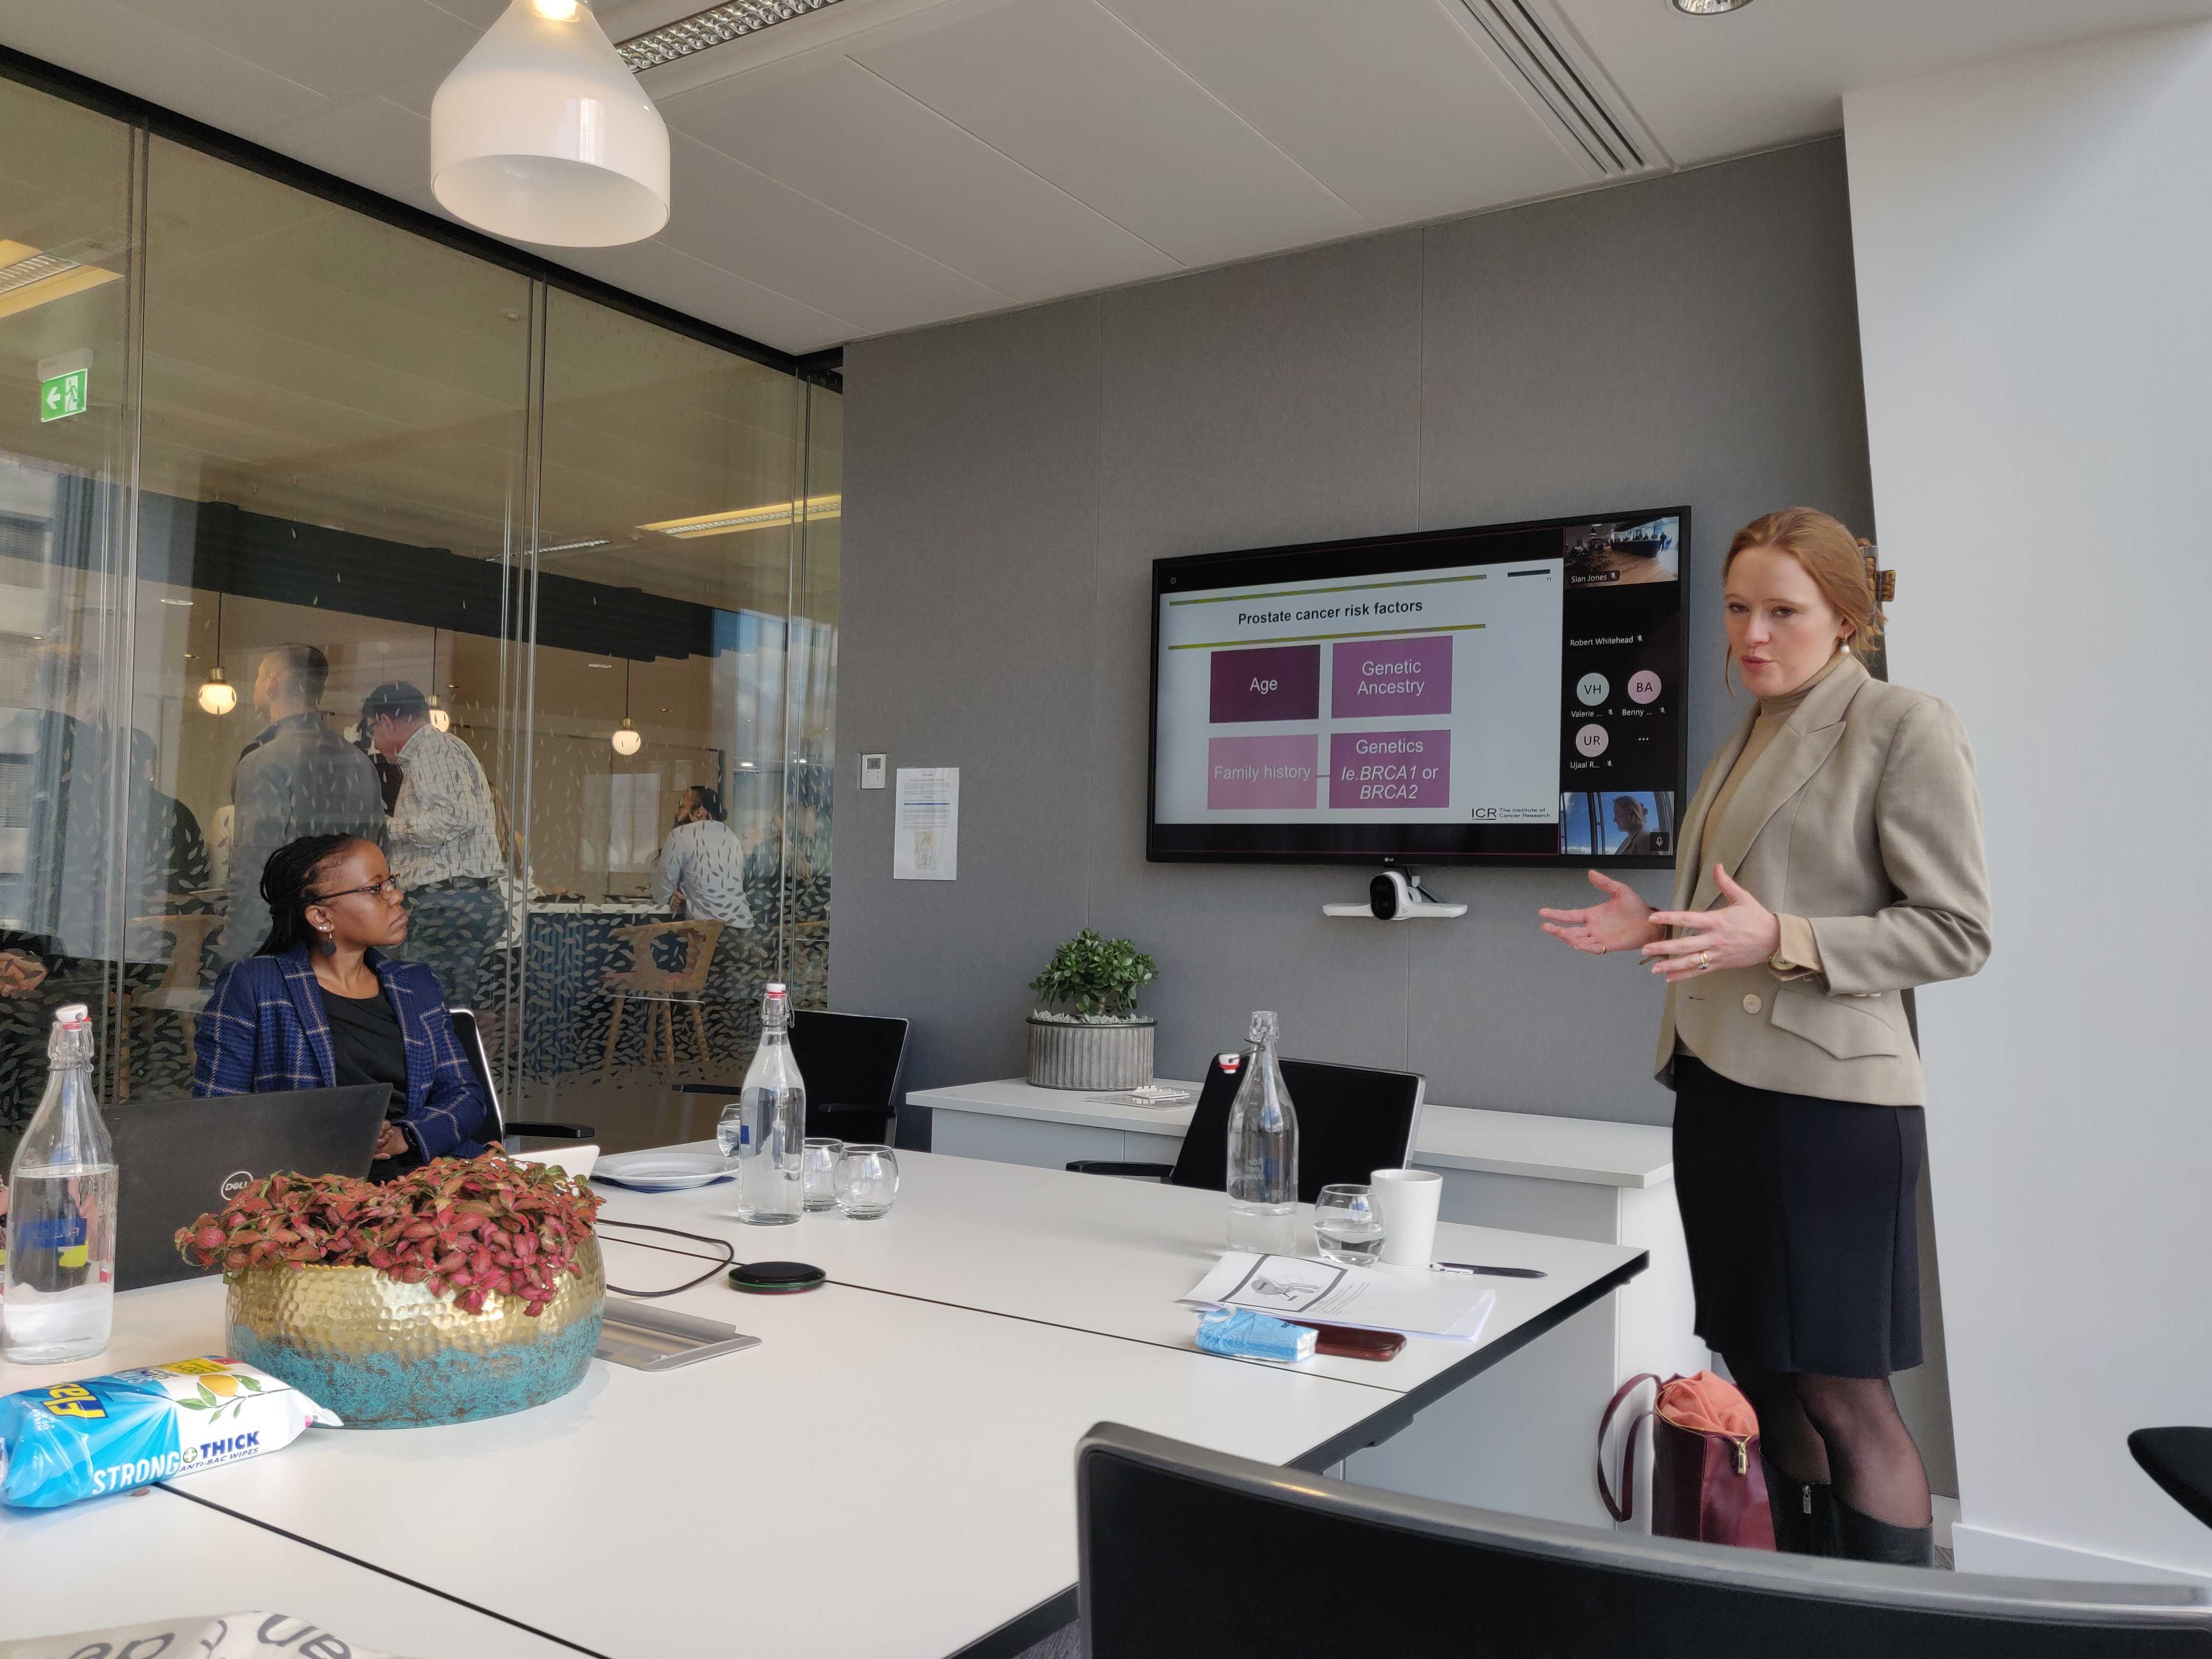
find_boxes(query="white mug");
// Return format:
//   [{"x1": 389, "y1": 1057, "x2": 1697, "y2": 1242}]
[{"x1": 1369, "y1": 1167, "x2": 1442, "y2": 1268}]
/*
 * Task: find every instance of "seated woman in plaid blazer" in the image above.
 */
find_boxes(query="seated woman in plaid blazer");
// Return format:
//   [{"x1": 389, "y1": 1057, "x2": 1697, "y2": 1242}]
[{"x1": 194, "y1": 833, "x2": 489, "y2": 1175}]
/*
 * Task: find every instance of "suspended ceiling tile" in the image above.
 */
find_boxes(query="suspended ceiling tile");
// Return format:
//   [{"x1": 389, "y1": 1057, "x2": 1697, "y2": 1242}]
[
  {"x1": 101, "y1": 0, "x2": 480, "y2": 103},
  {"x1": 650, "y1": 130, "x2": 1010, "y2": 335},
  {"x1": 1102, "y1": 0, "x2": 1594, "y2": 224},
  {"x1": 253, "y1": 96, "x2": 438, "y2": 204},
  {"x1": 544, "y1": 237, "x2": 862, "y2": 357},
  {"x1": 1553, "y1": 0, "x2": 2212, "y2": 164},
  {"x1": 0, "y1": 0, "x2": 327, "y2": 138},
  {"x1": 852, "y1": 0, "x2": 1368, "y2": 267},
  {"x1": 666, "y1": 54, "x2": 1178, "y2": 301}
]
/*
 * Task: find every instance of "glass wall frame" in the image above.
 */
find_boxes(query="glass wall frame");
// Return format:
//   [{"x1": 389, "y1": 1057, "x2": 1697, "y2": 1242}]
[{"x1": 0, "y1": 64, "x2": 840, "y2": 1148}]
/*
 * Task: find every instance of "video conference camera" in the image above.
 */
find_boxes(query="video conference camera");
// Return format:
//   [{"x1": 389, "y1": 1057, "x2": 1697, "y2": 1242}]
[{"x1": 1323, "y1": 869, "x2": 1468, "y2": 922}]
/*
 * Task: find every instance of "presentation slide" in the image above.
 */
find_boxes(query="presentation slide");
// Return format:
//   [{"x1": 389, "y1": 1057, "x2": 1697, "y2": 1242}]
[{"x1": 1153, "y1": 558, "x2": 1565, "y2": 827}]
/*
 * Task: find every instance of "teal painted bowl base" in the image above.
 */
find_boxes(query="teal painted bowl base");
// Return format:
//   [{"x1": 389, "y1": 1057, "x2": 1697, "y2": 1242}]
[{"x1": 228, "y1": 1310, "x2": 601, "y2": 1430}]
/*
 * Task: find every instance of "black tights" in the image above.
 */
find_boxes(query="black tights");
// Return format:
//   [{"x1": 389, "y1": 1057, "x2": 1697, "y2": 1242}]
[{"x1": 1729, "y1": 1358, "x2": 1931, "y2": 1529}]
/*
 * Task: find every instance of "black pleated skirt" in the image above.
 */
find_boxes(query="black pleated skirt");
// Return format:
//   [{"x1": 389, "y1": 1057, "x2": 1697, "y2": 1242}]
[{"x1": 1671, "y1": 1054, "x2": 1924, "y2": 1379}]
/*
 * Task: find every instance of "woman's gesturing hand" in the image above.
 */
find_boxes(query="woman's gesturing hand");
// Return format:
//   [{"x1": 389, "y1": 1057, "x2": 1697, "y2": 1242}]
[
  {"x1": 1643, "y1": 866, "x2": 1782, "y2": 983},
  {"x1": 1539, "y1": 869, "x2": 1662, "y2": 956}
]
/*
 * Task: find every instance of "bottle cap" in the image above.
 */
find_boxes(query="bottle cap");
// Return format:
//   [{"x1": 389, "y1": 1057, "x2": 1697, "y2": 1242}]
[
  {"x1": 53, "y1": 1002, "x2": 90, "y2": 1030},
  {"x1": 766, "y1": 982, "x2": 787, "y2": 996}
]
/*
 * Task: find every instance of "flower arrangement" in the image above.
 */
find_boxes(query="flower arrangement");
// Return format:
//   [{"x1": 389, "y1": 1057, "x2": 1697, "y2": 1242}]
[
  {"x1": 1028, "y1": 927, "x2": 1158, "y2": 1022},
  {"x1": 176, "y1": 1153, "x2": 601, "y2": 1318}
]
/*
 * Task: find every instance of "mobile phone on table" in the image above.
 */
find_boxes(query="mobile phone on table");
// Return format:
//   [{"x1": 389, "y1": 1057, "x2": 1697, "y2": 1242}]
[{"x1": 1286, "y1": 1322, "x2": 1405, "y2": 1361}]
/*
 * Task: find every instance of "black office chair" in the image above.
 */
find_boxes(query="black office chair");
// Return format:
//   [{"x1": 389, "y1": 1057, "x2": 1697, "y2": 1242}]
[
  {"x1": 2133, "y1": 1428, "x2": 2212, "y2": 1532},
  {"x1": 449, "y1": 1008, "x2": 594, "y2": 1150},
  {"x1": 1068, "y1": 1053, "x2": 1423, "y2": 1202},
  {"x1": 1077, "y1": 1423, "x2": 2212, "y2": 1659},
  {"x1": 790, "y1": 1010, "x2": 908, "y2": 1143},
  {"x1": 678, "y1": 1010, "x2": 909, "y2": 1143}
]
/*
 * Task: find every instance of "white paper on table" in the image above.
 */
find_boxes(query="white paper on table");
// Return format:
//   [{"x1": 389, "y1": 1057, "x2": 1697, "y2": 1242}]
[
  {"x1": 1181, "y1": 1251, "x2": 1496, "y2": 1342},
  {"x1": 892, "y1": 767, "x2": 959, "y2": 881}
]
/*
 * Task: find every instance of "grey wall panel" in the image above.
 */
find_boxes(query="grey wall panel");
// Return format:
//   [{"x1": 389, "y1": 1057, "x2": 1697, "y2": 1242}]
[
  {"x1": 835, "y1": 138, "x2": 1876, "y2": 1135},
  {"x1": 834, "y1": 299, "x2": 1106, "y2": 1144},
  {"x1": 1092, "y1": 232, "x2": 1426, "y2": 1082}
]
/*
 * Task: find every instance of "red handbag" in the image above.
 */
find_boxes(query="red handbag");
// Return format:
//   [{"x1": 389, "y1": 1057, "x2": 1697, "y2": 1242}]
[{"x1": 1599, "y1": 1371, "x2": 1776, "y2": 1550}]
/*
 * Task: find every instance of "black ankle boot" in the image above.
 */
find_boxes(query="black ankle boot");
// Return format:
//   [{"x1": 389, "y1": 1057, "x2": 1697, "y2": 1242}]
[
  {"x1": 1833, "y1": 1498, "x2": 1936, "y2": 1567},
  {"x1": 1761, "y1": 1453, "x2": 1836, "y2": 1555}
]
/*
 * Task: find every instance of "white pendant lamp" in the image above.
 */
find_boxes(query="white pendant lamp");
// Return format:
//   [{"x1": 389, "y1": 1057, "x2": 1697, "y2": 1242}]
[
  {"x1": 196, "y1": 593, "x2": 237, "y2": 715},
  {"x1": 610, "y1": 660, "x2": 642, "y2": 754},
  {"x1": 426, "y1": 627, "x2": 452, "y2": 731},
  {"x1": 432, "y1": 0, "x2": 670, "y2": 248}
]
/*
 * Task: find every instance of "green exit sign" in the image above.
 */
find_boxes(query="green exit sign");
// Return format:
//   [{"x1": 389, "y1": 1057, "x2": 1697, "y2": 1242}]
[{"x1": 39, "y1": 367, "x2": 87, "y2": 422}]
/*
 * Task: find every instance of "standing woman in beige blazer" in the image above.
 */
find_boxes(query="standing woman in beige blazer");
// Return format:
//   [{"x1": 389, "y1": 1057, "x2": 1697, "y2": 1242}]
[{"x1": 1539, "y1": 508, "x2": 1991, "y2": 1567}]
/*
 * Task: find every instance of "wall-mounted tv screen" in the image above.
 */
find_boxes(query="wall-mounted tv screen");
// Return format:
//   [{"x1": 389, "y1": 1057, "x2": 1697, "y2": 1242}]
[{"x1": 1147, "y1": 508, "x2": 1689, "y2": 868}]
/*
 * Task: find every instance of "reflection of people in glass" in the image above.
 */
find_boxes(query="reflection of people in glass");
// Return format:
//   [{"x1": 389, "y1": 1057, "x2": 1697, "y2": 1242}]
[
  {"x1": 653, "y1": 786, "x2": 755, "y2": 927},
  {"x1": 1610, "y1": 795, "x2": 1658, "y2": 857},
  {"x1": 194, "y1": 833, "x2": 490, "y2": 1179},
  {"x1": 361, "y1": 683, "x2": 503, "y2": 1005},
  {"x1": 220, "y1": 646, "x2": 385, "y2": 962},
  {"x1": 128, "y1": 730, "x2": 210, "y2": 905}
]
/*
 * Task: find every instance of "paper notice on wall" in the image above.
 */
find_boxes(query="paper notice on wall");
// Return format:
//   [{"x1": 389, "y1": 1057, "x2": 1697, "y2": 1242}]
[{"x1": 893, "y1": 767, "x2": 959, "y2": 881}]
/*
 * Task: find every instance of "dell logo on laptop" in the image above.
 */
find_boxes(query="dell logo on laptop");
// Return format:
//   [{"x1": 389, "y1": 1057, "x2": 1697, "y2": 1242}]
[{"x1": 219, "y1": 1170, "x2": 255, "y2": 1202}]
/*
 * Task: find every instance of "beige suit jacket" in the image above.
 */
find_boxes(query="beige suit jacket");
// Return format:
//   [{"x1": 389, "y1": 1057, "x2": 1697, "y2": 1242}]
[{"x1": 1656, "y1": 655, "x2": 1992, "y2": 1106}]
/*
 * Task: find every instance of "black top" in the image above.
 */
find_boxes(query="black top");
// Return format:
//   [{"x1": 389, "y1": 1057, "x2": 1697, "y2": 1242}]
[
  {"x1": 319, "y1": 983, "x2": 409, "y2": 1094},
  {"x1": 318, "y1": 983, "x2": 414, "y2": 1180}
]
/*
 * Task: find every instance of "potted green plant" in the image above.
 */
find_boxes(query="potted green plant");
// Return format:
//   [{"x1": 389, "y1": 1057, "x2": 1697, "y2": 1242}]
[
  {"x1": 1026, "y1": 928, "x2": 1159, "y2": 1090},
  {"x1": 175, "y1": 1154, "x2": 604, "y2": 1430}
]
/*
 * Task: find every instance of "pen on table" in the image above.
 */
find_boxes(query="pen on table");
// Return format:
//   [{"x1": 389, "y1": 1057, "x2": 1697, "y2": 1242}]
[{"x1": 1432, "y1": 1261, "x2": 1548, "y2": 1279}]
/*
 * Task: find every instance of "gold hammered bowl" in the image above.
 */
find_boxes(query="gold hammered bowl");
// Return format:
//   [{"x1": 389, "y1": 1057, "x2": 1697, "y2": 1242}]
[{"x1": 225, "y1": 1237, "x2": 603, "y2": 1429}]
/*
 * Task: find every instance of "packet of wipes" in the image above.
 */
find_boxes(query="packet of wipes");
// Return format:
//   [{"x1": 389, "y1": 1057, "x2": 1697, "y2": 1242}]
[{"x1": 0, "y1": 1357, "x2": 341, "y2": 1509}]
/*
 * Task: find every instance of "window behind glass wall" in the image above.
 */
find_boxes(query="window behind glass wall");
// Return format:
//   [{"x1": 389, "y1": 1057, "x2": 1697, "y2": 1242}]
[
  {"x1": 0, "y1": 80, "x2": 137, "y2": 1126},
  {"x1": 0, "y1": 67, "x2": 839, "y2": 1156}
]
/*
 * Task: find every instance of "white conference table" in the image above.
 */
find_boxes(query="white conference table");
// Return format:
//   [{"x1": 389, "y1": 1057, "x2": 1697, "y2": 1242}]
[
  {"x1": 1, "y1": 1484, "x2": 577, "y2": 1658},
  {"x1": 0, "y1": 1148, "x2": 1642, "y2": 1659},
  {"x1": 591, "y1": 1143, "x2": 1647, "y2": 1429}
]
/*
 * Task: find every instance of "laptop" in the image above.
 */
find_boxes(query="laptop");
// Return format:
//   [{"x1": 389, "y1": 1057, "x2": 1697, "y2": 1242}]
[{"x1": 107, "y1": 1084, "x2": 393, "y2": 1291}]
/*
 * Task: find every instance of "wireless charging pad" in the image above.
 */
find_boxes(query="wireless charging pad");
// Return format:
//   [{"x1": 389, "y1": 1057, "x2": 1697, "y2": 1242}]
[{"x1": 728, "y1": 1260, "x2": 826, "y2": 1294}]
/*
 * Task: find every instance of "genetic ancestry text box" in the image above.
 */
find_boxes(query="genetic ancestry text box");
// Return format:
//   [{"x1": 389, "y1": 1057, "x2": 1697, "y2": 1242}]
[{"x1": 1331, "y1": 635, "x2": 1453, "y2": 718}]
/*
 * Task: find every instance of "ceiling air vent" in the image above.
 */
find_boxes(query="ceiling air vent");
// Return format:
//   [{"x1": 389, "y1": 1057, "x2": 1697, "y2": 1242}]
[
  {"x1": 616, "y1": 0, "x2": 846, "y2": 72},
  {"x1": 1455, "y1": 0, "x2": 1664, "y2": 178}
]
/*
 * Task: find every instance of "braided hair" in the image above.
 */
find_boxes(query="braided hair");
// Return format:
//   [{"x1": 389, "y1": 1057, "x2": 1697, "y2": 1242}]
[{"x1": 257, "y1": 833, "x2": 362, "y2": 957}]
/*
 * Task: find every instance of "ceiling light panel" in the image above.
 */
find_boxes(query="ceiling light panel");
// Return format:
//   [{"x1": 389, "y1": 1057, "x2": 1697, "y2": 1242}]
[
  {"x1": 617, "y1": 0, "x2": 845, "y2": 72},
  {"x1": 640, "y1": 494, "x2": 842, "y2": 539}
]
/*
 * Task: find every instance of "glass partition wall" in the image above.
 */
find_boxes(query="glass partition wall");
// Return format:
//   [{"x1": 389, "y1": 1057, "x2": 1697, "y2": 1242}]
[{"x1": 0, "y1": 74, "x2": 838, "y2": 1151}]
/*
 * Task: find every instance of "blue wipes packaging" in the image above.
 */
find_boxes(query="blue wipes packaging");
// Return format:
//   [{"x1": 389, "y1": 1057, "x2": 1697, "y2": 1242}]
[
  {"x1": 1195, "y1": 1306, "x2": 1317, "y2": 1363},
  {"x1": 0, "y1": 1357, "x2": 341, "y2": 1508}
]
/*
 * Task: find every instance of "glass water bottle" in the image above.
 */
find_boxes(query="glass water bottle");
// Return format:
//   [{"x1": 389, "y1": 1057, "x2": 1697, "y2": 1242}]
[
  {"x1": 1226, "y1": 1009, "x2": 1299, "y2": 1255},
  {"x1": 728, "y1": 983, "x2": 806, "y2": 1226},
  {"x1": 2, "y1": 1004, "x2": 118, "y2": 1364}
]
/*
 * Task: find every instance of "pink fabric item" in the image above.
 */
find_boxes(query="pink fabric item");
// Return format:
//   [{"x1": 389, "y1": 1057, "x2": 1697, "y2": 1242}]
[{"x1": 1658, "y1": 1370, "x2": 1760, "y2": 1439}]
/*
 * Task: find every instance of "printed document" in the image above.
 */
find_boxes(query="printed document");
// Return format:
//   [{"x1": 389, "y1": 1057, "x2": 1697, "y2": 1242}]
[{"x1": 1182, "y1": 1251, "x2": 1495, "y2": 1342}]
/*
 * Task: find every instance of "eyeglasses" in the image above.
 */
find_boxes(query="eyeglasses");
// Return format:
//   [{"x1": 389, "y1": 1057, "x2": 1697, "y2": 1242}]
[{"x1": 313, "y1": 877, "x2": 405, "y2": 903}]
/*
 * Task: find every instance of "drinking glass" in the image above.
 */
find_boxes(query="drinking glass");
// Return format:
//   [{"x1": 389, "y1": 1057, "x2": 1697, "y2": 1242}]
[
  {"x1": 802, "y1": 1137, "x2": 844, "y2": 1211},
  {"x1": 834, "y1": 1144, "x2": 901, "y2": 1219},
  {"x1": 715, "y1": 1102, "x2": 744, "y2": 1161},
  {"x1": 1312, "y1": 1183, "x2": 1386, "y2": 1266}
]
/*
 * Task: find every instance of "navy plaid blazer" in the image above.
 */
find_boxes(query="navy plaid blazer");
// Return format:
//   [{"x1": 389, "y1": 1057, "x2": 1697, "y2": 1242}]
[{"x1": 192, "y1": 945, "x2": 490, "y2": 1162}]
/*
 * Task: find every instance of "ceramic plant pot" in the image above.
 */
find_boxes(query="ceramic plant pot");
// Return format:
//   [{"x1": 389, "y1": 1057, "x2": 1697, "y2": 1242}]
[
  {"x1": 225, "y1": 1238, "x2": 603, "y2": 1429},
  {"x1": 1026, "y1": 1017, "x2": 1155, "y2": 1091}
]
